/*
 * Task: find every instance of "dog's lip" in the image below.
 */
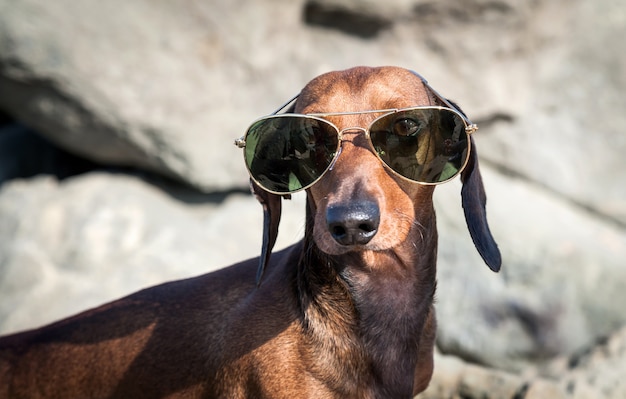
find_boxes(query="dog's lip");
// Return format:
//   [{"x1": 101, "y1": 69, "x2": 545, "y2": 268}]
[{"x1": 314, "y1": 233, "x2": 393, "y2": 256}]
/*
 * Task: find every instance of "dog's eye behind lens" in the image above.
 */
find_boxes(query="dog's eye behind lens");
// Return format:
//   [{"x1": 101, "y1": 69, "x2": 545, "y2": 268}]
[{"x1": 393, "y1": 118, "x2": 422, "y2": 137}]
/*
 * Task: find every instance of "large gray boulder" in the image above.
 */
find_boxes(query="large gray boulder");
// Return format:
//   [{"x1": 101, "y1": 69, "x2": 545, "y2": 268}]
[
  {"x1": 0, "y1": 172, "x2": 306, "y2": 334},
  {"x1": 1, "y1": 0, "x2": 624, "y2": 224},
  {"x1": 435, "y1": 169, "x2": 626, "y2": 371},
  {"x1": 421, "y1": 325, "x2": 626, "y2": 398}
]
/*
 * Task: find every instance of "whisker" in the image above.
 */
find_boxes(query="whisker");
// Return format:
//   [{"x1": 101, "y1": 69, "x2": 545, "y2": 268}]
[{"x1": 392, "y1": 209, "x2": 426, "y2": 244}]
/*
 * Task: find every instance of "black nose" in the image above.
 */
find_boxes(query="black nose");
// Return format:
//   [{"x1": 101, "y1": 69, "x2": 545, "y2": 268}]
[{"x1": 326, "y1": 201, "x2": 380, "y2": 246}]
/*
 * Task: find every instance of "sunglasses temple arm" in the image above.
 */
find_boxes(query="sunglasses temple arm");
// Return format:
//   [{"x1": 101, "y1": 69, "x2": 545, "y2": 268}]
[
  {"x1": 271, "y1": 94, "x2": 300, "y2": 115},
  {"x1": 234, "y1": 94, "x2": 300, "y2": 148}
]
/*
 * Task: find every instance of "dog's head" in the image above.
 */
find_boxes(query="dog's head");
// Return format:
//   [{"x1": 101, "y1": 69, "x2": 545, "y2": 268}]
[{"x1": 248, "y1": 66, "x2": 500, "y2": 284}]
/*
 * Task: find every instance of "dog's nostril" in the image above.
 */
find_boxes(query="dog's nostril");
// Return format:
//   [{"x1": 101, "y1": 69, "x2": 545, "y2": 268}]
[
  {"x1": 326, "y1": 202, "x2": 380, "y2": 246},
  {"x1": 359, "y1": 223, "x2": 375, "y2": 233},
  {"x1": 332, "y1": 225, "x2": 347, "y2": 237}
]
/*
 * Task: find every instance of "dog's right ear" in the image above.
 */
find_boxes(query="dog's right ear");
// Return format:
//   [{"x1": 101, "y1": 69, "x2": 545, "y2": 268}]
[
  {"x1": 248, "y1": 96, "x2": 299, "y2": 286},
  {"x1": 250, "y1": 180, "x2": 283, "y2": 286}
]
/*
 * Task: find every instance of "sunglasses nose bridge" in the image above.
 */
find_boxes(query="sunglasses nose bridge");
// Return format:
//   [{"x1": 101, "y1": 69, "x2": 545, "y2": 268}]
[
  {"x1": 335, "y1": 126, "x2": 369, "y2": 151},
  {"x1": 339, "y1": 125, "x2": 380, "y2": 155},
  {"x1": 325, "y1": 126, "x2": 367, "y2": 172},
  {"x1": 337, "y1": 126, "x2": 367, "y2": 137}
]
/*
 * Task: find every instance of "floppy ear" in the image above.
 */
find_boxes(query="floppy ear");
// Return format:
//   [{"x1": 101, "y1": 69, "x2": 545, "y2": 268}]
[
  {"x1": 461, "y1": 137, "x2": 502, "y2": 272},
  {"x1": 248, "y1": 95, "x2": 300, "y2": 286},
  {"x1": 250, "y1": 180, "x2": 285, "y2": 286}
]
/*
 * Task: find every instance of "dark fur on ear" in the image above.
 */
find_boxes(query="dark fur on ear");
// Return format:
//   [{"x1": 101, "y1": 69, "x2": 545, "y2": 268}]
[
  {"x1": 411, "y1": 69, "x2": 499, "y2": 269},
  {"x1": 250, "y1": 180, "x2": 284, "y2": 286},
  {"x1": 249, "y1": 100, "x2": 298, "y2": 286},
  {"x1": 432, "y1": 95, "x2": 501, "y2": 272},
  {"x1": 460, "y1": 137, "x2": 502, "y2": 272}
]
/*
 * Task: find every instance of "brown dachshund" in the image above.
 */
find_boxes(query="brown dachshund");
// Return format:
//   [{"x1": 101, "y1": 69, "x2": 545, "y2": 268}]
[{"x1": 0, "y1": 66, "x2": 500, "y2": 398}]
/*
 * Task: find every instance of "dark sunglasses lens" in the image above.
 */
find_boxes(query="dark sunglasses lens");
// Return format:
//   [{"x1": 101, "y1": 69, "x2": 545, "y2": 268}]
[
  {"x1": 369, "y1": 109, "x2": 469, "y2": 183},
  {"x1": 244, "y1": 116, "x2": 339, "y2": 193}
]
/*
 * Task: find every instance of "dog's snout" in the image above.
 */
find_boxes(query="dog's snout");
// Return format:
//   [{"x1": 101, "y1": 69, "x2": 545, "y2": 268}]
[{"x1": 326, "y1": 201, "x2": 380, "y2": 246}]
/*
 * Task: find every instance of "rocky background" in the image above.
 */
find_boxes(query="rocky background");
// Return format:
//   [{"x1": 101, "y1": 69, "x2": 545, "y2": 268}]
[{"x1": 0, "y1": 0, "x2": 625, "y2": 397}]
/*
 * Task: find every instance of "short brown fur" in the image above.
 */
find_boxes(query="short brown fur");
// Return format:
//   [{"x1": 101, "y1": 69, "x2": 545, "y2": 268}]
[{"x1": 0, "y1": 66, "x2": 499, "y2": 398}]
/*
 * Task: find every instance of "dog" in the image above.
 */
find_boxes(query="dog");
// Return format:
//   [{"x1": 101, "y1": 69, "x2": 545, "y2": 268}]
[{"x1": 0, "y1": 66, "x2": 500, "y2": 398}]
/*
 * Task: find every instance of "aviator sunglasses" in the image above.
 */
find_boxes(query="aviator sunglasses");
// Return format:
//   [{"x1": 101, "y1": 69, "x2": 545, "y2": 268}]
[{"x1": 235, "y1": 75, "x2": 478, "y2": 195}]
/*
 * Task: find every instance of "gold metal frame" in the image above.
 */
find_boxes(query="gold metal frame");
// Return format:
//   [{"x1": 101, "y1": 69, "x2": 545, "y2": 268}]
[
  {"x1": 234, "y1": 73, "x2": 478, "y2": 195},
  {"x1": 236, "y1": 106, "x2": 475, "y2": 195}
]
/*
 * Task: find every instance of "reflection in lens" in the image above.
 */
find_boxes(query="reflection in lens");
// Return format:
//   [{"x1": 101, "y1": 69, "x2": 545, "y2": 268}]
[
  {"x1": 244, "y1": 116, "x2": 339, "y2": 193},
  {"x1": 370, "y1": 109, "x2": 468, "y2": 183}
]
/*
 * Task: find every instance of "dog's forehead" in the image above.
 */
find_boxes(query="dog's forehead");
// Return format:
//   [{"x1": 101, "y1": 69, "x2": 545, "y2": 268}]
[{"x1": 295, "y1": 67, "x2": 430, "y2": 113}]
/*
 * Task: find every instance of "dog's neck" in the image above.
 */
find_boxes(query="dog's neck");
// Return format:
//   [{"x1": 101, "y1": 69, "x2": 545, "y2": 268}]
[{"x1": 296, "y1": 205, "x2": 438, "y2": 396}]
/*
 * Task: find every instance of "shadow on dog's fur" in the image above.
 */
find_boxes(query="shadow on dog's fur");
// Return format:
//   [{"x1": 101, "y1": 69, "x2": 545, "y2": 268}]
[{"x1": 0, "y1": 66, "x2": 500, "y2": 398}]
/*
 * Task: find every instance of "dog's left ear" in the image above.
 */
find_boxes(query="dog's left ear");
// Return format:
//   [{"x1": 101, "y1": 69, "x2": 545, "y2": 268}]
[
  {"x1": 250, "y1": 180, "x2": 284, "y2": 286},
  {"x1": 460, "y1": 137, "x2": 502, "y2": 272}
]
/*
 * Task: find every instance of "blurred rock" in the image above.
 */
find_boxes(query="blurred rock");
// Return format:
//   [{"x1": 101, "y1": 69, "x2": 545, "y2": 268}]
[
  {"x1": 558, "y1": 325, "x2": 626, "y2": 399},
  {"x1": 477, "y1": 0, "x2": 626, "y2": 226},
  {"x1": 419, "y1": 349, "x2": 570, "y2": 399},
  {"x1": 1, "y1": 0, "x2": 624, "y2": 223},
  {"x1": 433, "y1": 166, "x2": 626, "y2": 371},
  {"x1": 0, "y1": 172, "x2": 306, "y2": 335},
  {"x1": 420, "y1": 326, "x2": 626, "y2": 398}
]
